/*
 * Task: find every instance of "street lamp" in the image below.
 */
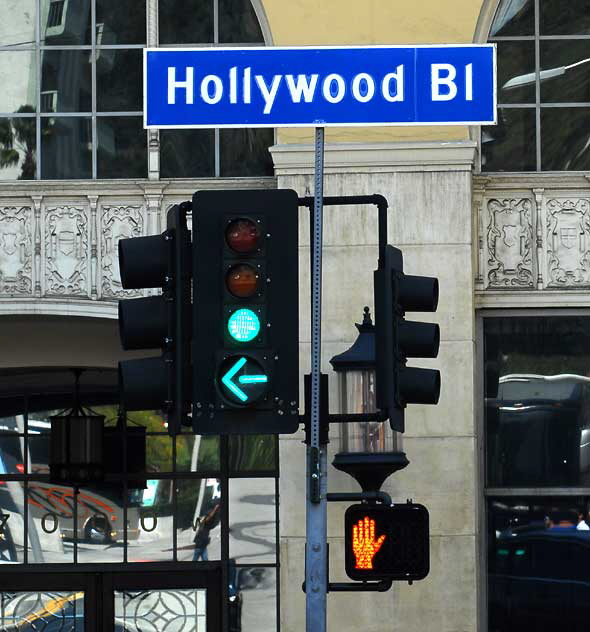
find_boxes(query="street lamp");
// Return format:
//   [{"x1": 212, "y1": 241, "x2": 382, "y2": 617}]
[{"x1": 329, "y1": 307, "x2": 408, "y2": 492}]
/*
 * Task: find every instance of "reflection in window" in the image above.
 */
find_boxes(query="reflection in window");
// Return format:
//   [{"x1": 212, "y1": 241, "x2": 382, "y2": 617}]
[
  {"x1": 0, "y1": 1, "x2": 272, "y2": 180},
  {"x1": 488, "y1": 496, "x2": 590, "y2": 632},
  {"x1": 229, "y1": 436, "x2": 277, "y2": 472},
  {"x1": 229, "y1": 478, "x2": 276, "y2": 564},
  {"x1": 485, "y1": 316, "x2": 590, "y2": 487},
  {"x1": 485, "y1": 0, "x2": 590, "y2": 171},
  {"x1": 235, "y1": 567, "x2": 277, "y2": 632}
]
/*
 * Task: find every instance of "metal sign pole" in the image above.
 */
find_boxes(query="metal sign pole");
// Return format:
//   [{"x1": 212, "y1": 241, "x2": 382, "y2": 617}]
[{"x1": 306, "y1": 126, "x2": 327, "y2": 632}]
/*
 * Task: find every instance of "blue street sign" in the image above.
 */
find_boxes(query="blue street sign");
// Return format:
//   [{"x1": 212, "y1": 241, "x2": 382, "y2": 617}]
[{"x1": 144, "y1": 45, "x2": 496, "y2": 128}]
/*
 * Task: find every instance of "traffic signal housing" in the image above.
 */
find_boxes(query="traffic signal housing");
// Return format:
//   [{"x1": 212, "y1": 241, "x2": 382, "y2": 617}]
[
  {"x1": 374, "y1": 244, "x2": 440, "y2": 432},
  {"x1": 192, "y1": 189, "x2": 300, "y2": 435},
  {"x1": 344, "y1": 502, "x2": 429, "y2": 581},
  {"x1": 117, "y1": 204, "x2": 191, "y2": 435}
]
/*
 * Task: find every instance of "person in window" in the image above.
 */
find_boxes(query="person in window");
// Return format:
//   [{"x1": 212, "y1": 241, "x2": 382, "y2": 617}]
[
  {"x1": 547, "y1": 510, "x2": 577, "y2": 529},
  {"x1": 576, "y1": 509, "x2": 590, "y2": 531},
  {"x1": 192, "y1": 498, "x2": 221, "y2": 562}
]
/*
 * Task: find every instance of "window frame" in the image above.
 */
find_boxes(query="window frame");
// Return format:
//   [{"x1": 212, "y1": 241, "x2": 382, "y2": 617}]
[
  {"x1": 477, "y1": 307, "x2": 590, "y2": 632},
  {"x1": 481, "y1": 0, "x2": 590, "y2": 173}
]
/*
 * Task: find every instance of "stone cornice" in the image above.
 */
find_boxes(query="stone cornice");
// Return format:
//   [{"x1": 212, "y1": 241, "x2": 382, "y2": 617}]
[{"x1": 270, "y1": 141, "x2": 477, "y2": 175}]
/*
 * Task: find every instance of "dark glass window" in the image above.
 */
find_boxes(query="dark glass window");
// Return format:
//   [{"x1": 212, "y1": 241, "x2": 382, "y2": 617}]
[
  {"x1": 41, "y1": 50, "x2": 92, "y2": 113},
  {"x1": 485, "y1": 316, "x2": 590, "y2": 487},
  {"x1": 95, "y1": 0, "x2": 146, "y2": 45},
  {"x1": 159, "y1": 129, "x2": 215, "y2": 178},
  {"x1": 219, "y1": 0, "x2": 264, "y2": 43},
  {"x1": 97, "y1": 117, "x2": 146, "y2": 179},
  {"x1": 41, "y1": 117, "x2": 92, "y2": 179},
  {"x1": 485, "y1": 315, "x2": 590, "y2": 631},
  {"x1": 0, "y1": 115, "x2": 36, "y2": 180},
  {"x1": 485, "y1": 1, "x2": 590, "y2": 171},
  {"x1": 159, "y1": 0, "x2": 214, "y2": 44}
]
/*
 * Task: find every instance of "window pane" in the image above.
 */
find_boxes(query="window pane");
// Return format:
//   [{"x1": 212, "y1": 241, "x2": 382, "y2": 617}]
[
  {"x1": 0, "y1": 436, "x2": 25, "y2": 474},
  {"x1": 160, "y1": 129, "x2": 215, "y2": 178},
  {"x1": 159, "y1": 0, "x2": 213, "y2": 44},
  {"x1": 0, "y1": 481, "x2": 25, "y2": 563},
  {"x1": 481, "y1": 108, "x2": 536, "y2": 172},
  {"x1": 41, "y1": 116, "x2": 92, "y2": 179},
  {"x1": 488, "y1": 496, "x2": 590, "y2": 631},
  {"x1": 540, "y1": 0, "x2": 590, "y2": 35},
  {"x1": 219, "y1": 0, "x2": 264, "y2": 43},
  {"x1": 490, "y1": 0, "x2": 534, "y2": 36},
  {"x1": 233, "y1": 566, "x2": 277, "y2": 632},
  {"x1": 541, "y1": 107, "x2": 590, "y2": 171},
  {"x1": 540, "y1": 41, "x2": 590, "y2": 104},
  {"x1": 220, "y1": 128, "x2": 274, "y2": 176},
  {"x1": 176, "y1": 478, "x2": 221, "y2": 562},
  {"x1": 129, "y1": 479, "x2": 173, "y2": 562},
  {"x1": 27, "y1": 482, "x2": 75, "y2": 563},
  {"x1": 497, "y1": 41, "x2": 535, "y2": 105},
  {"x1": 97, "y1": 117, "x2": 146, "y2": 179},
  {"x1": 176, "y1": 435, "x2": 220, "y2": 472},
  {"x1": 0, "y1": 52, "x2": 36, "y2": 114},
  {"x1": 96, "y1": 0, "x2": 146, "y2": 45},
  {"x1": 0, "y1": 0, "x2": 36, "y2": 47},
  {"x1": 229, "y1": 478, "x2": 276, "y2": 564},
  {"x1": 40, "y1": 0, "x2": 91, "y2": 45},
  {"x1": 41, "y1": 50, "x2": 91, "y2": 113},
  {"x1": 229, "y1": 436, "x2": 276, "y2": 472},
  {"x1": 96, "y1": 49, "x2": 142, "y2": 112},
  {"x1": 485, "y1": 316, "x2": 590, "y2": 487},
  {"x1": 75, "y1": 483, "x2": 125, "y2": 563},
  {"x1": 0, "y1": 117, "x2": 36, "y2": 180},
  {"x1": 0, "y1": 591, "x2": 85, "y2": 627},
  {"x1": 115, "y1": 588, "x2": 206, "y2": 630}
]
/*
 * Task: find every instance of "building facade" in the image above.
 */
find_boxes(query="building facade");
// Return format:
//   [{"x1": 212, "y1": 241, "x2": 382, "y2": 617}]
[{"x1": 0, "y1": 0, "x2": 588, "y2": 630}]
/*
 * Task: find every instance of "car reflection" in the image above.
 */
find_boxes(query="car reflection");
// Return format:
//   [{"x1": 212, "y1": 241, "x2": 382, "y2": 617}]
[{"x1": 490, "y1": 526, "x2": 590, "y2": 632}]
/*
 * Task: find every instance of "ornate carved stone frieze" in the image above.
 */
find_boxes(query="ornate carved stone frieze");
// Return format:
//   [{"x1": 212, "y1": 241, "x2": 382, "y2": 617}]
[
  {"x1": 100, "y1": 205, "x2": 144, "y2": 299},
  {"x1": 45, "y1": 206, "x2": 89, "y2": 296},
  {"x1": 546, "y1": 198, "x2": 590, "y2": 287},
  {"x1": 485, "y1": 198, "x2": 534, "y2": 288},
  {"x1": 0, "y1": 206, "x2": 33, "y2": 295}
]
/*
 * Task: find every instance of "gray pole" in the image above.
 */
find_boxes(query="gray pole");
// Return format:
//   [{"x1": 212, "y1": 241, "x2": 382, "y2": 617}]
[{"x1": 305, "y1": 126, "x2": 327, "y2": 631}]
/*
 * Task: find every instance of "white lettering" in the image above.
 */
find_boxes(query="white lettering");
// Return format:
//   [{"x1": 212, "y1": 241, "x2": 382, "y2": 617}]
[
  {"x1": 381, "y1": 65, "x2": 405, "y2": 102},
  {"x1": 229, "y1": 66, "x2": 237, "y2": 104},
  {"x1": 465, "y1": 63, "x2": 473, "y2": 101},
  {"x1": 167, "y1": 66, "x2": 193, "y2": 105},
  {"x1": 431, "y1": 63, "x2": 457, "y2": 101},
  {"x1": 244, "y1": 67, "x2": 251, "y2": 103},
  {"x1": 200, "y1": 74, "x2": 223, "y2": 104},
  {"x1": 322, "y1": 73, "x2": 346, "y2": 103},
  {"x1": 255, "y1": 74, "x2": 282, "y2": 114},
  {"x1": 352, "y1": 73, "x2": 375, "y2": 103},
  {"x1": 285, "y1": 74, "x2": 319, "y2": 103}
]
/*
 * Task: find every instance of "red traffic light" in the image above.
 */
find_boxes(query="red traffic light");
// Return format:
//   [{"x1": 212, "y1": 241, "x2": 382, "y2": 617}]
[{"x1": 225, "y1": 218, "x2": 260, "y2": 253}]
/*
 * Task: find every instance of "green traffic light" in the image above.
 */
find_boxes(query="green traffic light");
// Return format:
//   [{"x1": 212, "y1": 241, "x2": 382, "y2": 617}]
[{"x1": 227, "y1": 308, "x2": 260, "y2": 342}]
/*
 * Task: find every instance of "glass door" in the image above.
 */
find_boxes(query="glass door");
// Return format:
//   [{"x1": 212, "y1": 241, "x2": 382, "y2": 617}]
[
  {"x1": 0, "y1": 567, "x2": 221, "y2": 632},
  {"x1": 0, "y1": 571, "x2": 98, "y2": 631}
]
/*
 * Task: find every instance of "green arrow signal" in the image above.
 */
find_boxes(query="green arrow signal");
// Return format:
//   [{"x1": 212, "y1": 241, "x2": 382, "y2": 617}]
[{"x1": 221, "y1": 356, "x2": 268, "y2": 403}]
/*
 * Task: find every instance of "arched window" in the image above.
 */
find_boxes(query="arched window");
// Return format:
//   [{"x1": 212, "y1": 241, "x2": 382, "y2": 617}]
[
  {"x1": 482, "y1": 0, "x2": 590, "y2": 172},
  {"x1": 0, "y1": 0, "x2": 273, "y2": 180}
]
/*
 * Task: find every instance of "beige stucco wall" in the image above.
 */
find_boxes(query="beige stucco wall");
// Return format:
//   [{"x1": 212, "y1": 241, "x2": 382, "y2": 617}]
[
  {"x1": 260, "y1": 0, "x2": 488, "y2": 145},
  {"x1": 272, "y1": 141, "x2": 478, "y2": 631}
]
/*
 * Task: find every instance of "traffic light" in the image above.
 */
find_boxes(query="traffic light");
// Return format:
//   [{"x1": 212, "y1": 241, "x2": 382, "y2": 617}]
[
  {"x1": 192, "y1": 189, "x2": 300, "y2": 435},
  {"x1": 374, "y1": 244, "x2": 440, "y2": 432},
  {"x1": 344, "y1": 503, "x2": 429, "y2": 581},
  {"x1": 117, "y1": 204, "x2": 191, "y2": 435}
]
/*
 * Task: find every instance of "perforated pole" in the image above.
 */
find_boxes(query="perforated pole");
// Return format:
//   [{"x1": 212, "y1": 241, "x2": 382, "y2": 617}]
[{"x1": 305, "y1": 126, "x2": 328, "y2": 632}]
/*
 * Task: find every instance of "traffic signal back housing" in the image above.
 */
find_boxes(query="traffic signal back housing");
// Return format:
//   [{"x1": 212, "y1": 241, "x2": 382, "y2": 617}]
[{"x1": 374, "y1": 244, "x2": 440, "y2": 432}]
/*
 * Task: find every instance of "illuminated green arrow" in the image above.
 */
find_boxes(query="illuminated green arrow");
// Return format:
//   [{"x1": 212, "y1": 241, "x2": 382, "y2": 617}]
[{"x1": 221, "y1": 357, "x2": 268, "y2": 403}]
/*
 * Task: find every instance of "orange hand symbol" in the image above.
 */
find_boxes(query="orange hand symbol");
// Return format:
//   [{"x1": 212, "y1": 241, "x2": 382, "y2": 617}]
[{"x1": 352, "y1": 516, "x2": 386, "y2": 570}]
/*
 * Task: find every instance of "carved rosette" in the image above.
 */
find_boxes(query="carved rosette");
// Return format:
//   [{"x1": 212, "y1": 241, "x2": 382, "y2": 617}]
[
  {"x1": 546, "y1": 198, "x2": 590, "y2": 287},
  {"x1": 0, "y1": 207, "x2": 33, "y2": 295},
  {"x1": 486, "y1": 198, "x2": 534, "y2": 288},
  {"x1": 45, "y1": 206, "x2": 88, "y2": 296},
  {"x1": 101, "y1": 205, "x2": 144, "y2": 299}
]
